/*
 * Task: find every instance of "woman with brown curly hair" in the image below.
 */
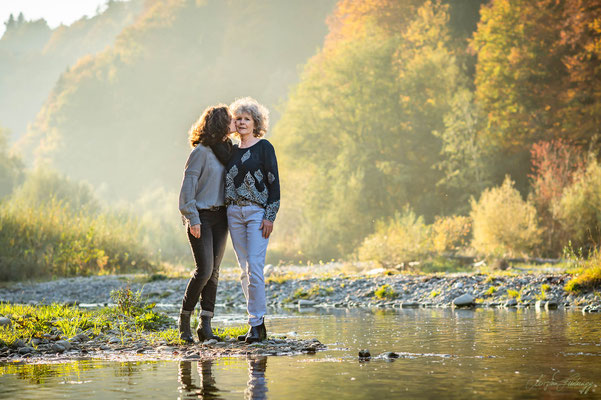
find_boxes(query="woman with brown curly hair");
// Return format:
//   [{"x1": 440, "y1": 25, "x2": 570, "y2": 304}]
[{"x1": 178, "y1": 104, "x2": 235, "y2": 343}]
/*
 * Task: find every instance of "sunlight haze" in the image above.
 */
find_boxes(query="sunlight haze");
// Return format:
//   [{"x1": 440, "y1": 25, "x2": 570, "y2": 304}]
[{"x1": 0, "y1": 0, "x2": 109, "y2": 36}]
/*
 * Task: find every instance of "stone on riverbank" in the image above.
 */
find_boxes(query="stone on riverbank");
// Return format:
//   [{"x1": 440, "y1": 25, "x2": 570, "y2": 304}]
[
  {"x1": 504, "y1": 299, "x2": 518, "y2": 307},
  {"x1": 453, "y1": 294, "x2": 475, "y2": 307},
  {"x1": 0, "y1": 317, "x2": 11, "y2": 327}
]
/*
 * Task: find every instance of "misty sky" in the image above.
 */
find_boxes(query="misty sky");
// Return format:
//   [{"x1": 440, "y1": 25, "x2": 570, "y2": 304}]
[{"x1": 0, "y1": 0, "x2": 110, "y2": 37}]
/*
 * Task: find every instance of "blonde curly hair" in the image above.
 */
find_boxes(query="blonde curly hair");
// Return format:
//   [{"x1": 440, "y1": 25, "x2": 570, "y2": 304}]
[{"x1": 229, "y1": 97, "x2": 269, "y2": 138}]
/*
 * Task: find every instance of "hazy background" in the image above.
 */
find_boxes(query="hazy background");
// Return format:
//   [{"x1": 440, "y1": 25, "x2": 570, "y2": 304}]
[{"x1": 1, "y1": 0, "x2": 600, "y2": 280}]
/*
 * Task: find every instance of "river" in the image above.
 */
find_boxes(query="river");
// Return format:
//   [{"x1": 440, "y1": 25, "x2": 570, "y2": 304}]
[{"x1": 1, "y1": 308, "x2": 600, "y2": 398}]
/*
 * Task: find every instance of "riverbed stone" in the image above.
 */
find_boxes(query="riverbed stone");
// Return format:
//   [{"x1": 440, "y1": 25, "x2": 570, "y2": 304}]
[
  {"x1": 18, "y1": 346, "x2": 35, "y2": 354},
  {"x1": 505, "y1": 299, "x2": 518, "y2": 307},
  {"x1": 358, "y1": 349, "x2": 371, "y2": 359},
  {"x1": 108, "y1": 337, "x2": 121, "y2": 344},
  {"x1": 0, "y1": 317, "x2": 11, "y2": 327},
  {"x1": 298, "y1": 299, "x2": 316, "y2": 307},
  {"x1": 453, "y1": 294, "x2": 475, "y2": 307},
  {"x1": 55, "y1": 340, "x2": 71, "y2": 350},
  {"x1": 50, "y1": 343, "x2": 65, "y2": 353}
]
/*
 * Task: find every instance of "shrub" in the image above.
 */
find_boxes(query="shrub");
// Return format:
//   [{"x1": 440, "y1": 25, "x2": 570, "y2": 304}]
[
  {"x1": 10, "y1": 168, "x2": 99, "y2": 213},
  {"x1": 0, "y1": 199, "x2": 154, "y2": 280},
  {"x1": 528, "y1": 140, "x2": 585, "y2": 255},
  {"x1": 555, "y1": 159, "x2": 601, "y2": 253},
  {"x1": 358, "y1": 207, "x2": 432, "y2": 265},
  {"x1": 374, "y1": 284, "x2": 397, "y2": 299},
  {"x1": 431, "y1": 215, "x2": 471, "y2": 254},
  {"x1": 470, "y1": 176, "x2": 541, "y2": 257},
  {"x1": 565, "y1": 250, "x2": 601, "y2": 293}
]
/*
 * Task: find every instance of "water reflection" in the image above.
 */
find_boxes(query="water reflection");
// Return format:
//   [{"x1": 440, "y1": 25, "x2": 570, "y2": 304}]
[
  {"x1": 245, "y1": 357, "x2": 267, "y2": 400},
  {"x1": 177, "y1": 357, "x2": 267, "y2": 400}
]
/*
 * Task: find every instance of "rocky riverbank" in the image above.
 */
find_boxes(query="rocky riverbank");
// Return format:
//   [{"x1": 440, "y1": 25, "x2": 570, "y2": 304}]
[
  {"x1": 1, "y1": 270, "x2": 599, "y2": 312},
  {"x1": 0, "y1": 333, "x2": 325, "y2": 364}
]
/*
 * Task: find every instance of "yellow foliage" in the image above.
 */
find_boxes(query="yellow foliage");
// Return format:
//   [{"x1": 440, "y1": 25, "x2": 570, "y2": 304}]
[{"x1": 470, "y1": 176, "x2": 541, "y2": 257}]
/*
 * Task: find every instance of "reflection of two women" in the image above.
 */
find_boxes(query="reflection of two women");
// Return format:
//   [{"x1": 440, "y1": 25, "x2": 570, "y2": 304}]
[{"x1": 178, "y1": 357, "x2": 268, "y2": 400}]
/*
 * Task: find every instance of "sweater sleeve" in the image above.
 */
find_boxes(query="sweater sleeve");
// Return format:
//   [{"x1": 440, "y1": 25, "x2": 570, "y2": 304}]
[
  {"x1": 263, "y1": 141, "x2": 280, "y2": 222},
  {"x1": 178, "y1": 148, "x2": 204, "y2": 226}
]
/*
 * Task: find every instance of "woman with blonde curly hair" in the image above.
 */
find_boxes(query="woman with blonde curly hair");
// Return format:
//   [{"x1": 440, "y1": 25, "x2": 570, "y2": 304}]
[
  {"x1": 225, "y1": 97, "x2": 280, "y2": 343},
  {"x1": 178, "y1": 104, "x2": 235, "y2": 343}
]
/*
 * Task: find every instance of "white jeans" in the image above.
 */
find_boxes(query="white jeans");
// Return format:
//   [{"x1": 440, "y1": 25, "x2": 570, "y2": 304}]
[{"x1": 227, "y1": 204, "x2": 269, "y2": 326}]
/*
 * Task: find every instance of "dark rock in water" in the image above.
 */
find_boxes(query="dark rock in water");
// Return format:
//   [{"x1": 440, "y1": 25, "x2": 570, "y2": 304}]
[
  {"x1": 545, "y1": 300, "x2": 558, "y2": 310},
  {"x1": 504, "y1": 299, "x2": 518, "y2": 307},
  {"x1": 383, "y1": 351, "x2": 400, "y2": 359},
  {"x1": 453, "y1": 294, "x2": 475, "y2": 307},
  {"x1": 358, "y1": 349, "x2": 371, "y2": 358}
]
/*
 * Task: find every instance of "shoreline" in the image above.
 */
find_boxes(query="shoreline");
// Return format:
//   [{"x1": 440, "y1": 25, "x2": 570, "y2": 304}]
[
  {"x1": 1, "y1": 270, "x2": 599, "y2": 312},
  {"x1": 2, "y1": 270, "x2": 600, "y2": 364}
]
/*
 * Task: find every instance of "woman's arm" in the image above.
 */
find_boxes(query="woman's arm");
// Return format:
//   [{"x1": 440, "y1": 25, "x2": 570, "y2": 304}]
[
  {"x1": 261, "y1": 141, "x2": 280, "y2": 238},
  {"x1": 178, "y1": 148, "x2": 205, "y2": 229}
]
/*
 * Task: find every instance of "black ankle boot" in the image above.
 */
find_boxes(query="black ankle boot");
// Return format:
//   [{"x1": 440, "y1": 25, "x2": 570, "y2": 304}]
[
  {"x1": 196, "y1": 315, "x2": 219, "y2": 342},
  {"x1": 237, "y1": 326, "x2": 252, "y2": 342},
  {"x1": 245, "y1": 319, "x2": 267, "y2": 344},
  {"x1": 178, "y1": 310, "x2": 194, "y2": 344}
]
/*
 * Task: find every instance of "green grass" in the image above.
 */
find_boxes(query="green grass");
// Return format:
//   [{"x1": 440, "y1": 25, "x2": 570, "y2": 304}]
[
  {"x1": 565, "y1": 265, "x2": 601, "y2": 293},
  {"x1": 507, "y1": 289, "x2": 520, "y2": 299},
  {"x1": 0, "y1": 288, "x2": 175, "y2": 348},
  {"x1": 283, "y1": 284, "x2": 334, "y2": 303},
  {"x1": 485, "y1": 286, "x2": 497, "y2": 296},
  {"x1": 374, "y1": 284, "x2": 397, "y2": 300},
  {"x1": 213, "y1": 325, "x2": 248, "y2": 340}
]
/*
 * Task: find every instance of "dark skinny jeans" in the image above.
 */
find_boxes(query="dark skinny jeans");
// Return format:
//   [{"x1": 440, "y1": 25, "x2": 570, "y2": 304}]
[{"x1": 181, "y1": 208, "x2": 228, "y2": 315}]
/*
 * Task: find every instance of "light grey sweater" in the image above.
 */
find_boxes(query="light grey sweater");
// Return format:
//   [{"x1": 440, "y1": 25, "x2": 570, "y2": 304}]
[{"x1": 178, "y1": 144, "x2": 225, "y2": 227}]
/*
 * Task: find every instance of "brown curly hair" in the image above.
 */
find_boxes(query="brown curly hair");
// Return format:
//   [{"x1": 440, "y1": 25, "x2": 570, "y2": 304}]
[{"x1": 188, "y1": 105, "x2": 232, "y2": 148}]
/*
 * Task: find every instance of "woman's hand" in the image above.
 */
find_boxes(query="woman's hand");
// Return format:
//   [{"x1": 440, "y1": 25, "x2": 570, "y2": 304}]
[
  {"x1": 260, "y1": 219, "x2": 273, "y2": 239},
  {"x1": 190, "y1": 224, "x2": 201, "y2": 239}
]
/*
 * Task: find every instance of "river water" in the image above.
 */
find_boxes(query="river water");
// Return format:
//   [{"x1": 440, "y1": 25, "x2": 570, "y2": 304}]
[{"x1": 1, "y1": 308, "x2": 600, "y2": 399}]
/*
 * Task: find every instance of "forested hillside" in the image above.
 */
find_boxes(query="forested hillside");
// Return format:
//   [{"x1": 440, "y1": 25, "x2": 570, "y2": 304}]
[
  {"x1": 16, "y1": 0, "x2": 335, "y2": 200},
  {"x1": 0, "y1": 0, "x2": 144, "y2": 141}
]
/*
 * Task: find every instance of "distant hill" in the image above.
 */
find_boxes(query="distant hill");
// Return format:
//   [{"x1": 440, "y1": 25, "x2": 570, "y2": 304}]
[
  {"x1": 16, "y1": 0, "x2": 335, "y2": 200},
  {"x1": 0, "y1": 0, "x2": 144, "y2": 141}
]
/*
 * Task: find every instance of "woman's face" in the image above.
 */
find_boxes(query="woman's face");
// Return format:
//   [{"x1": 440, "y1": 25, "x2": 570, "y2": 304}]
[
  {"x1": 228, "y1": 115, "x2": 236, "y2": 135},
  {"x1": 235, "y1": 112, "x2": 255, "y2": 138}
]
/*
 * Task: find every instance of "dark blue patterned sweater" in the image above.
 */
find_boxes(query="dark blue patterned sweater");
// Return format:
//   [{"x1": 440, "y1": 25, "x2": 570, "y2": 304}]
[{"x1": 225, "y1": 139, "x2": 280, "y2": 222}]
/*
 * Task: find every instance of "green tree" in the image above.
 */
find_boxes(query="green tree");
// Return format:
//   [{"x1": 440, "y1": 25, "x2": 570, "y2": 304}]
[
  {"x1": 0, "y1": 126, "x2": 24, "y2": 199},
  {"x1": 273, "y1": 1, "x2": 466, "y2": 257}
]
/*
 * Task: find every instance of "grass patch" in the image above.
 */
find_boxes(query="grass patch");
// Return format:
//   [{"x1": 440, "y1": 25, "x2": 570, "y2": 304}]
[
  {"x1": 283, "y1": 284, "x2": 334, "y2": 303},
  {"x1": 0, "y1": 287, "x2": 176, "y2": 348},
  {"x1": 213, "y1": 325, "x2": 248, "y2": 341},
  {"x1": 374, "y1": 284, "x2": 397, "y2": 300},
  {"x1": 485, "y1": 286, "x2": 497, "y2": 296},
  {"x1": 565, "y1": 265, "x2": 601, "y2": 293},
  {"x1": 507, "y1": 289, "x2": 520, "y2": 299},
  {"x1": 430, "y1": 290, "x2": 440, "y2": 298}
]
